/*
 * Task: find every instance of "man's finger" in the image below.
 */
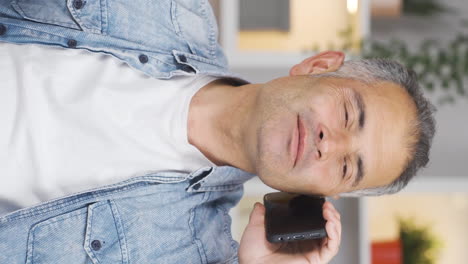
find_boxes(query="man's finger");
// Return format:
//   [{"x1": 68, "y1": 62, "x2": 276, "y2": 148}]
[
  {"x1": 319, "y1": 202, "x2": 342, "y2": 261},
  {"x1": 248, "y1": 202, "x2": 265, "y2": 227},
  {"x1": 323, "y1": 201, "x2": 340, "y2": 221},
  {"x1": 320, "y1": 219, "x2": 341, "y2": 261},
  {"x1": 329, "y1": 221, "x2": 341, "y2": 252}
]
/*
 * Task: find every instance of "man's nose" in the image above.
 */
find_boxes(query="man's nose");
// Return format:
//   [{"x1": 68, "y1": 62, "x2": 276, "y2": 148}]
[{"x1": 315, "y1": 124, "x2": 348, "y2": 160}]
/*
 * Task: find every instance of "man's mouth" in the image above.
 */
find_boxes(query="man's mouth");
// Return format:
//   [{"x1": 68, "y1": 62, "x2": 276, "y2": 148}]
[{"x1": 293, "y1": 115, "x2": 306, "y2": 167}]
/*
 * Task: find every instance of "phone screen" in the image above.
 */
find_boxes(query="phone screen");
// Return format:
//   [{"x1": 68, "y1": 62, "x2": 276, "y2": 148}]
[{"x1": 264, "y1": 192, "x2": 327, "y2": 243}]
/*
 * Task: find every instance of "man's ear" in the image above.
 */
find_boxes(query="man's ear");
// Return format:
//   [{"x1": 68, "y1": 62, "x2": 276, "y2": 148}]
[{"x1": 289, "y1": 51, "x2": 345, "y2": 76}]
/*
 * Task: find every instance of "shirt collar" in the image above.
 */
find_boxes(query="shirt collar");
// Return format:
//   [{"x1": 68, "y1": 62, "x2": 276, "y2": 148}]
[{"x1": 186, "y1": 166, "x2": 255, "y2": 192}]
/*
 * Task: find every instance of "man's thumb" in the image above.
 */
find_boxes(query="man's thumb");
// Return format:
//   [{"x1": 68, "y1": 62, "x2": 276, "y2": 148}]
[{"x1": 248, "y1": 202, "x2": 265, "y2": 226}]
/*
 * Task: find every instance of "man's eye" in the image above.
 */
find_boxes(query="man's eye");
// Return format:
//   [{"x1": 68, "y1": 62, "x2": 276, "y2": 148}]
[
  {"x1": 344, "y1": 106, "x2": 349, "y2": 127},
  {"x1": 342, "y1": 159, "x2": 347, "y2": 178}
]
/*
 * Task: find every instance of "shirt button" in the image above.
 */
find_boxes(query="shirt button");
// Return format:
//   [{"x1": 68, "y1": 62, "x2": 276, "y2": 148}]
[
  {"x1": 67, "y1": 39, "x2": 77, "y2": 48},
  {"x1": 139, "y1": 54, "x2": 149, "y2": 64},
  {"x1": 0, "y1": 24, "x2": 6, "y2": 36},
  {"x1": 73, "y1": 0, "x2": 85, "y2": 9},
  {"x1": 91, "y1": 240, "x2": 102, "y2": 251},
  {"x1": 179, "y1": 55, "x2": 187, "y2": 63},
  {"x1": 193, "y1": 183, "x2": 201, "y2": 190}
]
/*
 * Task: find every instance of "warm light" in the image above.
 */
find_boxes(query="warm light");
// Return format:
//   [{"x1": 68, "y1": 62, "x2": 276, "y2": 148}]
[
  {"x1": 452, "y1": 193, "x2": 468, "y2": 210},
  {"x1": 347, "y1": 0, "x2": 358, "y2": 13}
]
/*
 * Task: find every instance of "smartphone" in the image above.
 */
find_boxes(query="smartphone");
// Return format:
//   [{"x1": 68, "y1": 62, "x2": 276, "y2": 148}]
[{"x1": 264, "y1": 192, "x2": 327, "y2": 243}]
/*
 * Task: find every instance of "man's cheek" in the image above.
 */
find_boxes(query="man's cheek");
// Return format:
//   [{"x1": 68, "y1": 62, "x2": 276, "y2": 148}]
[{"x1": 311, "y1": 164, "x2": 339, "y2": 191}]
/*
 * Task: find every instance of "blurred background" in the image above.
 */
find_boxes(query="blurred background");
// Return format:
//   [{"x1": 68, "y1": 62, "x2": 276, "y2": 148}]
[{"x1": 208, "y1": 0, "x2": 468, "y2": 263}]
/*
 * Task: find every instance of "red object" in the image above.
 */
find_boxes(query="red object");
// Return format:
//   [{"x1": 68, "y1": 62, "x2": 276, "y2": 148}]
[{"x1": 371, "y1": 240, "x2": 402, "y2": 264}]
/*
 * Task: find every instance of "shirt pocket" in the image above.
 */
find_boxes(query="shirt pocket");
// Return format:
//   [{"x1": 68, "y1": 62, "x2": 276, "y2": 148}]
[
  {"x1": 11, "y1": 0, "x2": 105, "y2": 33},
  {"x1": 171, "y1": 0, "x2": 218, "y2": 58},
  {"x1": 25, "y1": 200, "x2": 128, "y2": 264}
]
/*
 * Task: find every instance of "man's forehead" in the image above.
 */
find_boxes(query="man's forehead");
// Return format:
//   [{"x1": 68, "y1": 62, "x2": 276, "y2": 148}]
[{"x1": 355, "y1": 81, "x2": 416, "y2": 189}]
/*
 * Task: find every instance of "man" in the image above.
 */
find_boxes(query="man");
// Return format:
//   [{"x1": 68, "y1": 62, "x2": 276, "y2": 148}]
[{"x1": 0, "y1": 0, "x2": 435, "y2": 263}]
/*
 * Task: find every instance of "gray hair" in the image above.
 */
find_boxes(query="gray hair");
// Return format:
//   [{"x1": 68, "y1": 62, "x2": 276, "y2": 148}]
[{"x1": 315, "y1": 59, "x2": 436, "y2": 196}]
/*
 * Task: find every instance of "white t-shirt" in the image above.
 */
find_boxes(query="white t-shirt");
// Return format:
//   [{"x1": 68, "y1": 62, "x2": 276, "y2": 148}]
[{"x1": 0, "y1": 42, "x2": 217, "y2": 211}]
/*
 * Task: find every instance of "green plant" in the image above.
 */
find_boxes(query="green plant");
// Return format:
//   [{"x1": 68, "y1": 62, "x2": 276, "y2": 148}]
[
  {"x1": 305, "y1": 18, "x2": 468, "y2": 104},
  {"x1": 333, "y1": 22, "x2": 468, "y2": 105},
  {"x1": 399, "y1": 218, "x2": 442, "y2": 264},
  {"x1": 403, "y1": 0, "x2": 450, "y2": 16},
  {"x1": 360, "y1": 35, "x2": 468, "y2": 104}
]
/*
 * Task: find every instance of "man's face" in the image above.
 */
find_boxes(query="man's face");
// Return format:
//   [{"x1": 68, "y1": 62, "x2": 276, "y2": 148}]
[{"x1": 247, "y1": 75, "x2": 417, "y2": 196}]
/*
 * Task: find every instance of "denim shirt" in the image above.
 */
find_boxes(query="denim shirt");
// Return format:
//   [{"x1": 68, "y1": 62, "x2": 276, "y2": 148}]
[
  {"x1": 0, "y1": 166, "x2": 255, "y2": 264},
  {"x1": 0, "y1": 0, "x2": 239, "y2": 79},
  {"x1": 0, "y1": 0, "x2": 255, "y2": 263}
]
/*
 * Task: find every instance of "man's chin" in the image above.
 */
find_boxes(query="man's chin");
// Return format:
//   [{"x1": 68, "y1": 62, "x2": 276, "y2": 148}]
[
  {"x1": 257, "y1": 172, "x2": 325, "y2": 195},
  {"x1": 256, "y1": 171, "x2": 296, "y2": 193}
]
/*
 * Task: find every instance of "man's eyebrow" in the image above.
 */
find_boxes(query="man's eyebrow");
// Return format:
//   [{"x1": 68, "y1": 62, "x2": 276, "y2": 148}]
[
  {"x1": 353, "y1": 156, "x2": 364, "y2": 187},
  {"x1": 351, "y1": 90, "x2": 366, "y2": 130}
]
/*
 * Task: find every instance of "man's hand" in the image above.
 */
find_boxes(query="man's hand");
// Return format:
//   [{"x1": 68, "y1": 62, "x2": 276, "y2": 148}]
[{"x1": 238, "y1": 201, "x2": 341, "y2": 264}]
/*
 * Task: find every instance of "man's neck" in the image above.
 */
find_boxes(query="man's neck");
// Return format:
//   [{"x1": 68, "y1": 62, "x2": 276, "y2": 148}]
[{"x1": 188, "y1": 78, "x2": 260, "y2": 174}]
